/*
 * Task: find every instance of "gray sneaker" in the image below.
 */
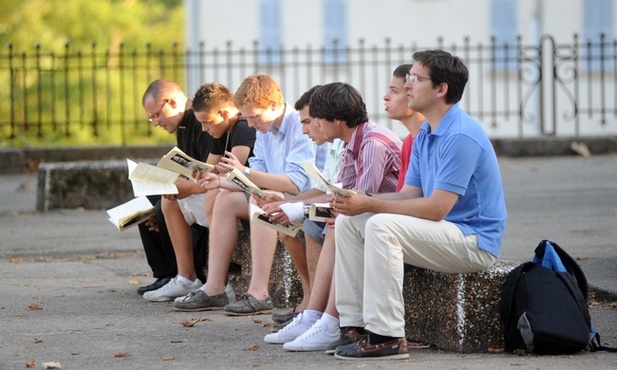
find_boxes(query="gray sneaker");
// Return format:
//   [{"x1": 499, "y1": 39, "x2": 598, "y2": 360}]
[
  {"x1": 224, "y1": 293, "x2": 273, "y2": 316},
  {"x1": 173, "y1": 289, "x2": 228, "y2": 312}
]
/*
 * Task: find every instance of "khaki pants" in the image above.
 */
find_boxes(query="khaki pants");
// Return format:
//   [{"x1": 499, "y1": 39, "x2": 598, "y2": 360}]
[{"x1": 334, "y1": 212, "x2": 496, "y2": 338}]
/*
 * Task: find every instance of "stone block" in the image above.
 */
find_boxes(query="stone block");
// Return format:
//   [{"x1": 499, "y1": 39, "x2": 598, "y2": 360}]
[
  {"x1": 205, "y1": 224, "x2": 303, "y2": 309},
  {"x1": 403, "y1": 260, "x2": 520, "y2": 353},
  {"x1": 37, "y1": 160, "x2": 136, "y2": 212},
  {"x1": 0, "y1": 148, "x2": 25, "y2": 173}
]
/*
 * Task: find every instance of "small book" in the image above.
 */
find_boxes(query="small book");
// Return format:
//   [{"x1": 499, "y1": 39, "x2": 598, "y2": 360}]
[
  {"x1": 249, "y1": 203, "x2": 304, "y2": 237},
  {"x1": 106, "y1": 196, "x2": 155, "y2": 231},
  {"x1": 157, "y1": 146, "x2": 214, "y2": 183},
  {"x1": 301, "y1": 161, "x2": 356, "y2": 197},
  {"x1": 127, "y1": 159, "x2": 179, "y2": 196},
  {"x1": 225, "y1": 168, "x2": 272, "y2": 200},
  {"x1": 308, "y1": 202, "x2": 335, "y2": 222}
]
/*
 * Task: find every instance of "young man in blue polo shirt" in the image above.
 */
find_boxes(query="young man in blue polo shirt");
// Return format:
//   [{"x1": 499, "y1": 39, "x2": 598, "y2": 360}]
[{"x1": 331, "y1": 50, "x2": 507, "y2": 360}]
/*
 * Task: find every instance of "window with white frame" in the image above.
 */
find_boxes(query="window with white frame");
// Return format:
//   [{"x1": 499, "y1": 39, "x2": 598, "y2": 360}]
[
  {"x1": 490, "y1": 0, "x2": 518, "y2": 70},
  {"x1": 583, "y1": 0, "x2": 614, "y2": 70},
  {"x1": 260, "y1": 0, "x2": 281, "y2": 66},
  {"x1": 323, "y1": 0, "x2": 348, "y2": 64}
]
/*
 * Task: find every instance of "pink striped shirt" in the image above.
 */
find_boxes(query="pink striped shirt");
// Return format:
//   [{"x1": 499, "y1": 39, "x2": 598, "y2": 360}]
[{"x1": 337, "y1": 121, "x2": 402, "y2": 194}]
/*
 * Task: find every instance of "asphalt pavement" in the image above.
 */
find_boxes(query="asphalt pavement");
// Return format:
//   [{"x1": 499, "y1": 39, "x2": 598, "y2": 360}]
[{"x1": 1, "y1": 154, "x2": 616, "y2": 369}]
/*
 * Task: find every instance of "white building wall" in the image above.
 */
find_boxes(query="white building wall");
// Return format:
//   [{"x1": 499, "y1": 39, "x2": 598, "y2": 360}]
[{"x1": 183, "y1": 0, "x2": 617, "y2": 137}]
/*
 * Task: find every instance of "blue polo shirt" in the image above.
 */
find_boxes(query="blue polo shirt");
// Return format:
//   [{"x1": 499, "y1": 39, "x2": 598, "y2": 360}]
[{"x1": 405, "y1": 103, "x2": 507, "y2": 257}]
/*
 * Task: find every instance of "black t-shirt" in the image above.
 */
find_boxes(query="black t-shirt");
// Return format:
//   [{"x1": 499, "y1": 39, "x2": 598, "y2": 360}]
[
  {"x1": 176, "y1": 108, "x2": 212, "y2": 162},
  {"x1": 209, "y1": 119, "x2": 256, "y2": 166}
]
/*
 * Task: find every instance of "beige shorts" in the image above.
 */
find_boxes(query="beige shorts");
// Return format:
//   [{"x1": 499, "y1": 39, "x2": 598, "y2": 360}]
[{"x1": 176, "y1": 193, "x2": 208, "y2": 227}]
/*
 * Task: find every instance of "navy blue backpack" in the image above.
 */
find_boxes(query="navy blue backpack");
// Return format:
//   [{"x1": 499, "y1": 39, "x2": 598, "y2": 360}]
[{"x1": 500, "y1": 240, "x2": 614, "y2": 354}]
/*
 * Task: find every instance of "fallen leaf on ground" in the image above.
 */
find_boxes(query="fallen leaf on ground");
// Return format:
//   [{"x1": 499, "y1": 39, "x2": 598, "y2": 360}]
[
  {"x1": 34, "y1": 338, "x2": 43, "y2": 344},
  {"x1": 247, "y1": 342, "x2": 260, "y2": 351},
  {"x1": 180, "y1": 317, "x2": 211, "y2": 327},
  {"x1": 114, "y1": 352, "x2": 131, "y2": 358},
  {"x1": 251, "y1": 317, "x2": 262, "y2": 324},
  {"x1": 129, "y1": 280, "x2": 142, "y2": 285},
  {"x1": 262, "y1": 323, "x2": 270, "y2": 328},
  {"x1": 9, "y1": 258, "x2": 21, "y2": 263},
  {"x1": 27, "y1": 304, "x2": 42, "y2": 310},
  {"x1": 42, "y1": 362, "x2": 62, "y2": 369},
  {"x1": 488, "y1": 347, "x2": 505, "y2": 353},
  {"x1": 162, "y1": 357, "x2": 176, "y2": 361},
  {"x1": 25, "y1": 361, "x2": 36, "y2": 368}
]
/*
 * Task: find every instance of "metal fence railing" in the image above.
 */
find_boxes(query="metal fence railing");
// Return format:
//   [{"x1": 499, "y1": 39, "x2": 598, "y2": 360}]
[{"x1": 1, "y1": 34, "x2": 616, "y2": 146}]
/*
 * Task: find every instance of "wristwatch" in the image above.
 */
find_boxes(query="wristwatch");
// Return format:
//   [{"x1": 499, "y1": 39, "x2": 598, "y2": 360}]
[{"x1": 244, "y1": 167, "x2": 251, "y2": 179}]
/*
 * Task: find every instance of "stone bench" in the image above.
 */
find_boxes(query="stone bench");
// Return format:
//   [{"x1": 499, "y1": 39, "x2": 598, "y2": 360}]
[
  {"x1": 37, "y1": 160, "x2": 137, "y2": 212},
  {"x1": 403, "y1": 259, "x2": 520, "y2": 353},
  {"x1": 35, "y1": 160, "x2": 302, "y2": 308}
]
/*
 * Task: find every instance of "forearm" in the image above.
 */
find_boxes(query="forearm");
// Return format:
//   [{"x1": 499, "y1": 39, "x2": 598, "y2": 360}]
[{"x1": 250, "y1": 170, "x2": 300, "y2": 195}]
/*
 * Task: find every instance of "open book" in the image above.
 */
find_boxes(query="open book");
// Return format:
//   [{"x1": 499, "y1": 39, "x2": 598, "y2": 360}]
[
  {"x1": 158, "y1": 146, "x2": 214, "y2": 183},
  {"x1": 250, "y1": 203, "x2": 303, "y2": 237},
  {"x1": 301, "y1": 161, "x2": 356, "y2": 197},
  {"x1": 225, "y1": 168, "x2": 272, "y2": 200},
  {"x1": 127, "y1": 159, "x2": 179, "y2": 196},
  {"x1": 308, "y1": 202, "x2": 335, "y2": 222},
  {"x1": 106, "y1": 196, "x2": 155, "y2": 231}
]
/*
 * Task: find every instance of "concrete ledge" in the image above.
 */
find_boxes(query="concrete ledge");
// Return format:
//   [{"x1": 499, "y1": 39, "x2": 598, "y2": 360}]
[
  {"x1": 3, "y1": 137, "x2": 617, "y2": 175},
  {"x1": 0, "y1": 148, "x2": 25, "y2": 173},
  {"x1": 225, "y1": 227, "x2": 302, "y2": 308},
  {"x1": 37, "y1": 160, "x2": 137, "y2": 212},
  {"x1": 403, "y1": 260, "x2": 520, "y2": 353}
]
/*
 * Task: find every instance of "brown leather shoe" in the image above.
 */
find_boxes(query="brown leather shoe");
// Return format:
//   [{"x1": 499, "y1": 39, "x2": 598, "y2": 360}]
[
  {"x1": 325, "y1": 327, "x2": 367, "y2": 355},
  {"x1": 334, "y1": 336, "x2": 410, "y2": 360}
]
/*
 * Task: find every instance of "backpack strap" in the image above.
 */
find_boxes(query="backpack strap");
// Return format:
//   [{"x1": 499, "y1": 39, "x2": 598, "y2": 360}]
[
  {"x1": 590, "y1": 333, "x2": 617, "y2": 352},
  {"x1": 535, "y1": 240, "x2": 589, "y2": 299}
]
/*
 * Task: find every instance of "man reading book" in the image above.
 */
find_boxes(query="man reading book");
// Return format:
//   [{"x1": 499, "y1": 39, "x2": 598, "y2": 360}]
[
  {"x1": 172, "y1": 74, "x2": 326, "y2": 314},
  {"x1": 263, "y1": 82, "x2": 402, "y2": 352},
  {"x1": 143, "y1": 82, "x2": 256, "y2": 302},
  {"x1": 137, "y1": 79, "x2": 213, "y2": 296}
]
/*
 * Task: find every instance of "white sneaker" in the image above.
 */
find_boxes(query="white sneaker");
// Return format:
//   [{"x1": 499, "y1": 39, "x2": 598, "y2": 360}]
[
  {"x1": 143, "y1": 277, "x2": 201, "y2": 302},
  {"x1": 264, "y1": 313, "x2": 311, "y2": 344},
  {"x1": 283, "y1": 319, "x2": 340, "y2": 351}
]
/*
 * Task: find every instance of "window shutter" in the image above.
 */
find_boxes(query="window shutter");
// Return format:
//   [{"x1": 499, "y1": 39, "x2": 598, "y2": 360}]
[
  {"x1": 323, "y1": 0, "x2": 348, "y2": 64},
  {"x1": 490, "y1": 0, "x2": 518, "y2": 70},
  {"x1": 260, "y1": 0, "x2": 281, "y2": 65},
  {"x1": 583, "y1": 0, "x2": 614, "y2": 70}
]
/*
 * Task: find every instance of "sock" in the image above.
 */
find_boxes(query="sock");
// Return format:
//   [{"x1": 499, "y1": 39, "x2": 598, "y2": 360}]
[
  {"x1": 320, "y1": 313, "x2": 340, "y2": 334},
  {"x1": 368, "y1": 332, "x2": 398, "y2": 345},
  {"x1": 176, "y1": 275, "x2": 193, "y2": 285},
  {"x1": 301, "y1": 309, "x2": 323, "y2": 326}
]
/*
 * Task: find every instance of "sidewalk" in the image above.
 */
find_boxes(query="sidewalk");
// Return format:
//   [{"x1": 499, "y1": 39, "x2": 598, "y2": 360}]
[{"x1": 1, "y1": 155, "x2": 616, "y2": 369}]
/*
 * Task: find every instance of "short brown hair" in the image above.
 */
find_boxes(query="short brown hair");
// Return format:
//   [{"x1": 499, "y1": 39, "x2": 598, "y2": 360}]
[
  {"x1": 192, "y1": 82, "x2": 234, "y2": 113},
  {"x1": 234, "y1": 74, "x2": 284, "y2": 109}
]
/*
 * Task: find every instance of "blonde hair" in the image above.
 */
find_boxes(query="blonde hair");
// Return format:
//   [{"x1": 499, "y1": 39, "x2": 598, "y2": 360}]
[{"x1": 234, "y1": 74, "x2": 284, "y2": 109}]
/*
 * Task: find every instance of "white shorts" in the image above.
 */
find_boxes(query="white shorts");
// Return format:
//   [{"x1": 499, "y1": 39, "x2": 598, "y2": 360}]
[{"x1": 176, "y1": 193, "x2": 208, "y2": 227}]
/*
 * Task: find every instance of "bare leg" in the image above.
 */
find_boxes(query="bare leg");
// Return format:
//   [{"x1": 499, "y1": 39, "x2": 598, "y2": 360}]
[
  {"x1": 280, "y1": 233, "x2": 311, "y2": 311},
  {"x1": 202, "y1": 190, "x2": 248, "y2": 296},
  {"x1": 246, "y1": 193, "x2": 284, "y2": 300},
  {"x1": 305, "y1": 229, "x2": 335, "y2": 312},
  {"x1": 162, "y1": 197, "x2": 196, "y2": 281},
  {"x1": 305, "y1": 234, "x2": 323, "y2": 292}
]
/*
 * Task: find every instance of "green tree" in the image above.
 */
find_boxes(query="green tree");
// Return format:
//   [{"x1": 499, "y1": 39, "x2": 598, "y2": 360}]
[{"x1": 0, "y1": 0, "x2": 185, "y2": 146}]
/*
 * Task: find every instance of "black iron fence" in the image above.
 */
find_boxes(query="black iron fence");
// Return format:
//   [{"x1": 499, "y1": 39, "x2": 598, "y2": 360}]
[{"x1": 1, "y1": 35, "x2": 616, "y2": 146}]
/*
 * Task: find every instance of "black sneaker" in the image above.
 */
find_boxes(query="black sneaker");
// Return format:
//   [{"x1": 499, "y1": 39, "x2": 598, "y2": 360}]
[
  {"x1": 325, "y1": 327, "x2": 366, "y2": 355},
  {"x1": 137, "y1": 277, "x2": 171, "y2": 295},
  {"x1": 334, "y1": 336, "x2": 410, "y2": 360}
]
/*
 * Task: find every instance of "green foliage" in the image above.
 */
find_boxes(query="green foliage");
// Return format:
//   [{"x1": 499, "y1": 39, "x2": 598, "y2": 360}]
[{"x1": 0, "y1": 0, "x2": 185, "y2": 147}]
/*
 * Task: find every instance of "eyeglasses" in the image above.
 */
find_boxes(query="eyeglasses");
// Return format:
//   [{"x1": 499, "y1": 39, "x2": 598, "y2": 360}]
[
  {"x1": 147, "y1": 100, "x2": 169, "y2": 123},
  {"x1": 405, "y1": 74, "x2": 431, "y2": 85}
]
